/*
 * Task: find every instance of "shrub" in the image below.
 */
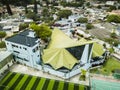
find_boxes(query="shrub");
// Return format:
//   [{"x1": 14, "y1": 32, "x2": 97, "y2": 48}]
[
  {"x1": 86, "y1": 23, "x2": 94, "y2": 29},
  {"x1": 0, "y1": 41, "x2": 6, "y2": 48},
  {"x1": 19, "y1": 23, "x2": 29, "y2": 31},
  {"x1": 78, "y1": 17, "x2": 88, "y2": 23}
]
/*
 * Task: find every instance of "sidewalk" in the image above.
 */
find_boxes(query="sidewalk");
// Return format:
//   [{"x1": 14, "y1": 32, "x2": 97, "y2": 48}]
[
  {"x1": 90, "y1": 73, "x2": 120, "y2": 83},
  {"x1": 10, "y1": 64, "x2": 89, "y2": 85}
]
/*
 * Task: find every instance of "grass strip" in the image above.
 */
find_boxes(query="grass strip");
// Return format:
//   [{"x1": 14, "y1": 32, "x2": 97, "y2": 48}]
[
  {"x1": 9, "y1": 74, "x2": 24, "y2": 90},
  {"x1": 0, "y1": 72, "x2": 12, "y2": 84},
  {"x1": 79, "y1": 84, "x2": 85, "y2": 90},
  {"x1": 6, "y1": 73, "x2": 20, "y2": 89},
  {"x1": 36, "y1": 77, "x2": 46, "y2": 90},
  {"x1": 52, "y1": 80, "x2": 59, "y2": 90},
  {"x1": 68, "y1": 82, "x2": 74, "y2": 90},
  {"x1": 47, "y1": 79, "x2": 55, "y2": 90},
  {"x1": 1, "y1": 72, "x2": 16, "y2": 89},
  {"x1": 63, "y1": 81, "x2": 69, "y2": 90},
  {"x1": 25, "y1": 76, "x2": 37, "y2": 90},
  {"x1": 42, "y1": 78, "x2": 50, "y2": 90},
  {"x1": 15, "y1": 74, "x2": 28, "y2": 90},
  {"x1": 31, "y1": 77, "x2": 41, "y2": 90},
  {"x1": 20, "y1": 75, "x2": 32, "y2": 90},
  {"x1": 74, "y1": 84, "x2": 79, "y2": 90},
  {"x1": 58, "y1": 81, "x2": 64, "y2": 90}
]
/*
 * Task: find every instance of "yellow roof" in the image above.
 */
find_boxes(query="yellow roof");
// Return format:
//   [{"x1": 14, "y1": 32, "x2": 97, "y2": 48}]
[
  {"x1": 48, "y1": 28, "x2": 95, "y2": 49},
  {"x1": 42, "y1": 28, "x2": 95, "y2": 69},
  {"x1": 92, "y1": 43, "x2": 104, "y2": 57},
  {"x1": 42, "y1": 48, "x2": 78, "y2": 69}
]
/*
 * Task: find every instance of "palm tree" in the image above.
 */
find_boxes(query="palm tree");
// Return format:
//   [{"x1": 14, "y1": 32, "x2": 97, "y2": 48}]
[
  {"x1": 0, "y1": 0, "x2": 13, "y2": 15},
  {"x1": 34, "y1": 0, "x2": 38, "y2": 14}
]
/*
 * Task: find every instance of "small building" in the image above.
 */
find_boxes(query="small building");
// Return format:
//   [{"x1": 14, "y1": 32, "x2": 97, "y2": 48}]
[
  {"x1": 0, "y1": 51, "x2": 13, "y2": 75},
  {"x1": 5, "y1": 29, "x2": 41, "y2": 67},
  {"x1": 106, "y1": 1, "x2": 116, "y2": 6},
  {"x1": 68, "y1": 14, "x2": 81, "y2": 22}
]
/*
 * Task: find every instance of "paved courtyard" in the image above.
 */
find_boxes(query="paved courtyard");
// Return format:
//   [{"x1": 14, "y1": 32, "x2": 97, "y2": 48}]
[{"x1": 10, "y1": 64, "x2": 89, "y2": 85}]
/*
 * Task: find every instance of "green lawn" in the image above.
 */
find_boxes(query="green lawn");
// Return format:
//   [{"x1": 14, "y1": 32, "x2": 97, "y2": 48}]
[
  {"x1": 0, "y1": 72, "x2": 89, "y2": 90},
  {"x1": 90, "y1": 57, "x2": 120, "y2": 75}
]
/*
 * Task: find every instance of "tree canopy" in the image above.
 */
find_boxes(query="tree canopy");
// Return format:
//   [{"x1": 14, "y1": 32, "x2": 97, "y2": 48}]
[
  {"x1": 30, "y1": 24, "x2": 52, "y2": 40},
  {"x1": 57, "y1": 10, "x2": 72, "y2": 19},
  {"x1": 0, "y1": 31, "x2": 6, "y2": 41},
  {"x1": 78, "y1": 17, "x2": 88, "y2": 23},
  {"x1": 107, "y1": 14, "x2": 120, "y2": 23},
  {"x1": 86, "y1": 23, "x2": 94, "y2": 29}
]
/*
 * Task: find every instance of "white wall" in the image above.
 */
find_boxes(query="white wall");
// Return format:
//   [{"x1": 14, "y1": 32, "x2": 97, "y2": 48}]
[
  {"x1": 0, "y1": 61, "x2": 13, "y2": 75},
  {"x1": 5, "y1": 40, "x2": 41, "y2": 68}
]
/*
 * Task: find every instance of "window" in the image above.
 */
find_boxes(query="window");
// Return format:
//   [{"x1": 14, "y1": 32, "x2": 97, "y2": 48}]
[
  {"x1": 13, "y1": 50, "x2": 20, "y2": 53},
  {"x1": 33, "y1": 49, "x2": 35, "y2": 52},
  {"x1": 23, "y1": 47, "x2": 27, "y2": 50},
  {"x1": 17, "y1": 56, "x2": 28, "y2": 62},
  {"x1": 12, "y1": 44, "x2": 18, "y2": 48},
  {"x1": 33, "y1": 46, "x2": 39, "y2": 52}
]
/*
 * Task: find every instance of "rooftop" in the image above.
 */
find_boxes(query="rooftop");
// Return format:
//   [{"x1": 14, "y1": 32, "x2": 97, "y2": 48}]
[
  {"x1": 5, "y1": 29, "x2": 39, "y2": 47},
  {"x1": 0, "y1": 51, "x2": 12, "y2": 62}
]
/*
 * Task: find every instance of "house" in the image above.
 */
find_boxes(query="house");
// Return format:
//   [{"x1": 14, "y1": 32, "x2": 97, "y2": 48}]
[
  {"x1": 5, "y1": 29, "x2": 40, "y2": 67},
  {"x1": 106, "y1": 1, "x2": 116, "y2": 6},
  {"x1": 68, "y1": 14, "x2": 82, "y2": 22}
]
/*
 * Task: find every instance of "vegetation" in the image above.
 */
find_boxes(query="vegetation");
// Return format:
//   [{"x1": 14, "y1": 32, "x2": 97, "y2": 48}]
[
  {"x1": 86, "y1": 23, "x2": 94, "y2": 29},
  {"x1": 107, "y1": 6, "x2": 117, "y2": 12},
  {"x1": 0, "y1": 0, "x2": 13, "y2": 15},
  {"x1": 107, "y1": 14, "x2": 120, "y2": 23},
  {"x1": 60, "y1": 1, "x2": 85, "y2": 7},
  {"x1": 77, "y1": 18, "x2": 88, "y2": 23},
  {"x1": 104, "y1": 38, "x2": 120, "y2": 47},
  {"x1": 79, "y1": 69, "x2": 86, "y2": 81},
  {"x1": 90, "y1": 57, "x2": 120, "y2": 75},
  {"x1": 113, "y1": 70, "x2": 120, "y2": 80},
  {"x1": 57, "y1": 10, "x2": 72, "y2": 19},
  {"x1": 30, "y1": 24, "x2": 52, "y2": 40},
  {"x1": 0, "y1": 31, "x2": 6, "y2": 41},
  {"x1": 0, "y1": 41, "x2": 6, "y2": 48},
  {"x1": 41, "y1": 8, "x2": 50, "y2": 18},
  {"x1": 26, "y1": 11, "x2": 39, "y2": 21},
  {"x1": 0, "y1": 72, "x2": 89, "y2": 90},
  {"x1": 19, "y1": 23, "x2": 29, "y2": 31},
  {"x1": 110, "y1": 32, "x2": 117, "y2": 38}
]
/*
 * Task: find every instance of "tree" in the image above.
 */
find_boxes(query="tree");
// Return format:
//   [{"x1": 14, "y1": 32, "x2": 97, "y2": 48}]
[
  {"x1": 33, "y1": 0, "x2": 38, "y2": 13},
  {"x1": 42, "y1": 8, "x2": 50, "y2": 17},
  {"x1": 110, "y1": 32, "x2": 117, "y2": 38},
  {"x1": 0, "y1": 31, "x2": 6, "y2": 41},
  {"x1": 57, "y1": 10, "x2": 72, "y2": 19},
  {"x1": 79, "y1": 69, "x2": 86, "y2": 81},
  {"x1": 78, "y1": 17, "x2": 88, "y2": 23},
  {"x1": 26, "y1": 11, "x2": 39, "y2": 21},
  {"x1": 0, "y1": 41, "x2": 6, "y2": 48},
  {"x1": 107, "y1": 6, "x2": 117, "y2": 12},
  {"x1": 30, "y1": 24, "x2": 52, "y2": 40},
  {"x1": 107, "y1": 14, "x2": 120, "y2": 23},
  {"x1": 19, "y1": 23, "x2": 29, "y2": 31},
  {"x1": 0, "y1": 0, "x2": 13, "y2": 15},
  {"x1": 20, "y1": 0, "x2": 30, "y2": 14},
  {"x1": 86, "y1": 23, "x2": 94, "y2": 29},
  {"x1": 86, "y1": 2, "x2": 90, "y2": 7}
]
